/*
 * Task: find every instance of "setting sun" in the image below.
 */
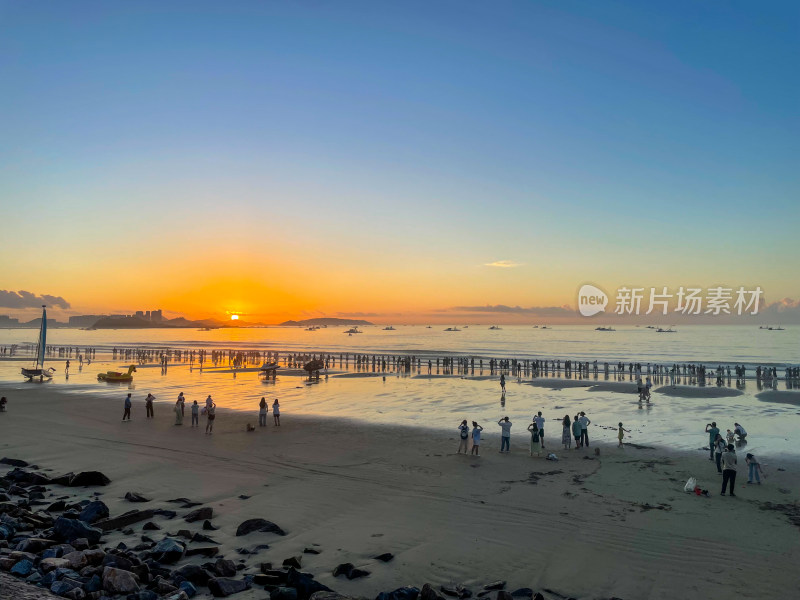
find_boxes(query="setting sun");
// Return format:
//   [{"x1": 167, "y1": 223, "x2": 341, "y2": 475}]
[{"x1": 230, "y1": 314, "x2": 239, "y2": 321}]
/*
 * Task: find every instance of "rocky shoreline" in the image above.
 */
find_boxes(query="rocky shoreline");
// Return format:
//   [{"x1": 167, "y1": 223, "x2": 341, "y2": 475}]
[{"x1": 1, "y1": 457, "x2": 558, "y2": 600}]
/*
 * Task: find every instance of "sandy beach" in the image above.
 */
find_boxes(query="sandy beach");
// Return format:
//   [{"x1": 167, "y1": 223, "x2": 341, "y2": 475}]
[{"x1": 2, "y1": 383, "x2": 799, "y2": 600}]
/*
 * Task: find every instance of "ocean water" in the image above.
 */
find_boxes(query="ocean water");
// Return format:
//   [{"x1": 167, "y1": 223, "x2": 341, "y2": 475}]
[{"x1": 1, "y1": 325, "x2": 798, "y2": 461}]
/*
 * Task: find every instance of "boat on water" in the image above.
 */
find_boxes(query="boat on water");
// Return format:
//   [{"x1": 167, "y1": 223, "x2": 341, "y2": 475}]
[
  {"x1": 97, "y1": 365, "x2": 137, "y2": 382},
  {"x1": 540, "y1": 326, "x2": 550, "y2": 329},
  {"x1": 383, "y1": 326, "x2": 396, "y2": 331},
  {"x1": 595, "y1": 327, "x2": 615, "y2": 332},
  {"x1": 444, "y1": 327, "x2": 460, "y2": 332},
  {"x1": 656, "y1": 327, "x2": 676, "y2": 333},
  {"x1": 21, "y1": 305, "x2": 56, "y2": 381},
  {"x1": 305, "y1": 326, "x2": 320, "y2": 331},
  {"x1": 767, "y1": 326, "x2": 785, "y2": 331},
  {"x1": 489, "y1": 325, "x2": 502, "y2": 330},
  {"x1": 645, "y1": 325, "x2": 656, "y2": 329},
  {"x1": 426, "y1": 325, "x2": 432, "y2": 328},
  {"x1": 344, "y1": 327, "x2": 363, "y2": 334}
]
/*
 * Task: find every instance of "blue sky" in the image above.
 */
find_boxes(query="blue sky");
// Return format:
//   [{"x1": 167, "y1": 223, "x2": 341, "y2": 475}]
[{"x1": 0, "y1": 1, "x2": 798, "y2": 319}]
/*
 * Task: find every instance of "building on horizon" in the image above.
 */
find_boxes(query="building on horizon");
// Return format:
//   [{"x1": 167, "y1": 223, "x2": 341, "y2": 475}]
[
  {"x1": 0, "y1": 315, "x2": 21, "y2": 327},
  {"x1": 68, "y1": 315, "x2": 108, "y2": 328}
]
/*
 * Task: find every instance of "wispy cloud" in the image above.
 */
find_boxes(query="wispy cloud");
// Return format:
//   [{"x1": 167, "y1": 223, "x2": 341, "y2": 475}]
[
  {"x1": 0, "y1": 290, "x2": 70, "y2": 309},
  {"x1": 449, "y1": 304, "x2": 574, "y2": 316},
  {"x1": 483, "y1": 260, "x2": 524, "y2": 268}
]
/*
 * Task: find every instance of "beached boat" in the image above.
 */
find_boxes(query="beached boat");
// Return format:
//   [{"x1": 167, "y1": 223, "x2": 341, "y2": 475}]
[
  {"x1": 21, "y1": 306, "x2": 56, "y2": 381},
  {"x1": 97, "y1": 365, "x2": 137, "y2": 382}
]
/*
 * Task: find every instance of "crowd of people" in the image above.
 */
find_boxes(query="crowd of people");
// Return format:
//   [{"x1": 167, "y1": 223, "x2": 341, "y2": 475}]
[
  {"x1": 456, "y1": 411, "x2": 596, "y2": 456},
  {"x1": 704, "y1": 421, "x2": 762, "y2": 497},
  {"x1": 119, "y1": 392, "x2": 282, "y2": 434}
]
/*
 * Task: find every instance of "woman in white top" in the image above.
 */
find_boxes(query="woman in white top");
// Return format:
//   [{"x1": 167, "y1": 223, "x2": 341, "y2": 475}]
[{"x1": 272, "y1": 399, "x2": 281, "y2": 426}]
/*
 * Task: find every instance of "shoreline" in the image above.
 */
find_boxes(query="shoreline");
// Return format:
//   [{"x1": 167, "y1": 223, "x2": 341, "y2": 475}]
[{"x1": 1, "y1": 385, "x2": 799, "y2": 599}]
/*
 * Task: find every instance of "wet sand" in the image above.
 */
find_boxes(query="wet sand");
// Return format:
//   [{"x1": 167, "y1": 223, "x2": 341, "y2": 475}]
[{"x1": 1, "y1": 383, "x2": 799, "y2": 600}]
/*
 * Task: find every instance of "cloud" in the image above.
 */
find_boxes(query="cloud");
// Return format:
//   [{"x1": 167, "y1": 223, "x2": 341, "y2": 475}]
[
  {"x1": 0, "y1": 290, "x2": 70, "y2": 309},
  {"x1": 483, "y1": 260, "x2": 524, "y2": 268},
  {"x1": 450, "y1": 304, "x2": 574, "y2": 316},
  {"x1": 336, "y1": 312, "x2": 381, "y2": 318}
]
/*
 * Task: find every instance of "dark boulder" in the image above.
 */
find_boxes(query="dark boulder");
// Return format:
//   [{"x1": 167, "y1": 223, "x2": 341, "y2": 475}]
[
  {"x1": 179, "y1": 581, "x2": 198, "y2": 598},
  {"x1": 69, "y1": 471, "x2": 111, "y2": 487},
  {"x1": 47, "y1": 500, "x2": 67, "y2": 512},
  {"x1": 235, "y1": 518, "x2": 286, "y2": 536},
  {"x1": 142, "y1": 522, "x2": 161, "y2": 531},
  {"x1": 127, "y1": 592, "x2": 158, "y2": 600},
  {"x1": 186, "y1": 546, "x2": 219, "y2": 558},
  {"x1": 207, "y1": 577, "x2": 249, "y2": 597},
  {"x1": 286, "y1": 568, "x2": 332, "y2": 600},
  {"x1": 332, "y1": 563, "x2": 354, "y2": 578},
  {"x1": 510, "y1": 590, "x2": 533, "y2": 599},
  {"x1": 420, "y1": 584, "x2": 445, "y2": 600},
  {"x1": 483, "y1": 583, "x2": 506, "y2": 592},
  {"x1": 214, "y1": 559, "x2": 237, "y2": 577},
  {"x1": 202, "y1": 520, "x2": 218, "y2": 531},
  {"x1": 376, "y1": 587, "x2": 421, "y2": 600},
  {"x1": 10, "y1": 558, "x2": 34, "y2": 576},
  {"x1": 271, "y1": 588, "x2": 299, "y2": 600},
  {"x1": 151, "y1": 538, "x2": 185, "y2": 564},
  {"x1": 373, "y1": 553, "x2": 394, "y2": 562},
  {"x1": 282, "y1": 556, "x2": 302, "y2": 569},
  {"x1": 79, "y1": 500, "x2": 110, "y2": 524},
  {"x1": 173, "y1": 564, "x2": 212, "y2": 586},
  {"x1": 50, "y1": 473, "x2": 75, "y2": 486},
  {"x1": 0, "y1": 458, "x2": 29, "y2": 467},
  {"x1": 124, "y1": 492, "x2": 150, "y2": 503},
  {"x1": 184, "y1": 507, "x2": 213, "y2": 523},
  {"x1": 53, "y1": 516, "x2": 102, "y2": 545},
  {"x1": 191, "y1": 533, "x2": 217, "y2": 544}
]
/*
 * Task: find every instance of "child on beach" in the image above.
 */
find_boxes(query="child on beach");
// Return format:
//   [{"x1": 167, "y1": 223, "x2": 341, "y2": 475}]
[
  {"x1": 457, "y1": 420, "x2": 470, "y2": 454},
  {"x1": 726, "y1": 429, "x2": 735, "y2": 445},
  {"x1": 123, "y1": 393, "x2": 132, "y2": 421},
  {"x1": 259, "y1": 398, "x2": 267, "y2": 427},
  {"x1": 527, "y1": 421, "x2": 540, "y2": 456},
  {"x1": 174, "y1": 399, "x2": 183, "y2": 425},
  {"x1": 205, "y1": 401, "x2": 216, "y2": 434},
  {"x1": 617, "y1": 422, "x2": 630, "y2": 447},
  {"x1": 0, "y1": 397, "x2": 7, "y2": 412},
  {"x1": 272, "y1": 399, "x2": 280, "y2": 426},
  {"x1": 746, "y1": 453, "x2": 765, "y2": 484},
  {"x1": 191, "y1": 400, "x2": 199, "y2": 427},
  {"x1": 471, "y1": 421, "x2": 482, "y2": 455}
]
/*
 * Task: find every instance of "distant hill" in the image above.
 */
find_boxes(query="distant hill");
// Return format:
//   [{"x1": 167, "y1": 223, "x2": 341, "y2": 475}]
[
  {"x1": 91, "y1": 316, "x2": 223, "y2": 329},
  {"x1": 280, "y1": 318, "x2": 373, "y2": 327}
]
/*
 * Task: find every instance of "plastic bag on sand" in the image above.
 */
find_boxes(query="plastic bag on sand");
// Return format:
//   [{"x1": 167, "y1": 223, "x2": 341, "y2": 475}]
[
  {"x1": 684, "y1": 477, "x2": 697, "y2": 492},
  {"x1": 546, "y1": 453, "x2": 558, "y2": 461}
]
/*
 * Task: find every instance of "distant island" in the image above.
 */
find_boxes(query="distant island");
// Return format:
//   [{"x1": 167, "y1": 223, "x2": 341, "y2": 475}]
[
  {"x1": 280, "y1": 318, "x2": 374, "y2": 327},
  {"x1": 90, "y1": 316, "x2": 225, "y2": 329}
]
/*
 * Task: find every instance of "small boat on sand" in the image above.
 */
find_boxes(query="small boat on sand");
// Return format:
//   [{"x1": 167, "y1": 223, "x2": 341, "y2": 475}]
[{"x1": 21, "y1": 306, "x2": 56, "y2": 381}]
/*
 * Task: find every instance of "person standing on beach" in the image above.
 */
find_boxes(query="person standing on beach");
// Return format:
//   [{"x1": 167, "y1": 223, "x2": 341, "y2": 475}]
[
  {"x1": 720, "y1": 444, "x2": 737, "y2": 496},
  {"x1": 272, "y1": 399, "x2": 280, "y2": 426},
  {"x1": 206, "y1": 395, "x2": 213, "y2": 411},
  {"x1": 471, "y1": 421, "x2": 483, "y2": 455},
  {"x1": 191, "y1": 400, "x2": 199, "y2": 427},
  {"x1": 527, "y1": 420, "x2": 540, "y2": 456},
  {"x1": 572, "y1": 414, "x2": 582, "y2": 448},
  {"x1": 259, "y1": 398, "x2": 267, "y2": 427},
  {"x1": 617, "y1": 422, "x2": 630, "y2": 447},
  {"x1": 122, "y1": 393, "x2": 132, "y2": 421},
  {"x1": 745, "y1": 453, "x2": 764, "y2": 484},
  {"x1": 562, "y1": 415, "x2": 571, "y2": 450},
  {"x1": 533, "y1": 411, "x2": 546, "y2": 449},
  {"x1": 174, "y1": 398, "x2": 184, "y2": 426},
  {"x1": 145, "y1": 393, "x2": 155, "y2": 418},
  {"x1": 579, "y1": 412, "x2": 591, "y2": 447},
  {"x1": 178, "y1": 392, "x2": 186, "y2": 417},
  {"x1": 500, "y1": 373, "x2": 506, "y2": 392},
  {"x1": 705, "y1": 422, "x2": 719, "y2": 460},
  {"x1": 498, "y1": 417, "x2": 512, "y2": 453},
  {"x1": 457, "y1": 420, "x2": 470, "y2": 454},
  {"x1": 205, "y1": 401, "x2": 216, "y2": 434},
  {"x1": 65, "y1": 359, "x2": 70, "y2": 375},
  {"x1": 714, "y1": 433, "x2": 726, "y2": 473}
]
